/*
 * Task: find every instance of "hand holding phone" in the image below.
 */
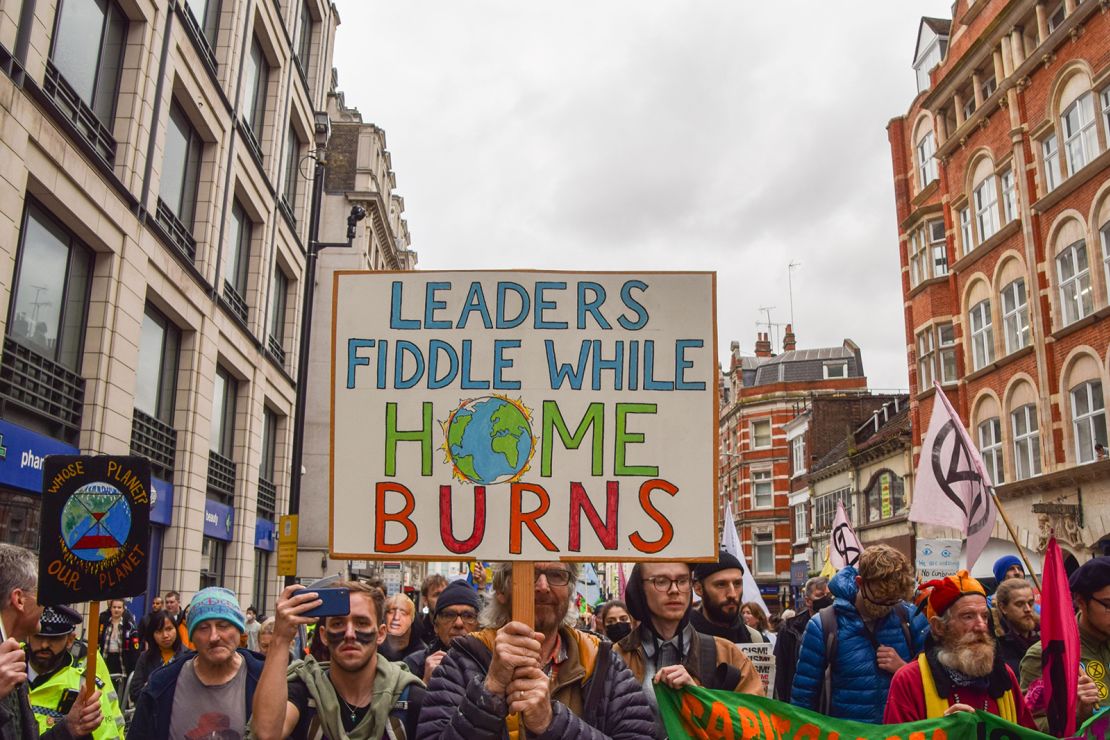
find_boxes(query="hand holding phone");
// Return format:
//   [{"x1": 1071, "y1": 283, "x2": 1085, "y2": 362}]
[{"x1": 292, "y1": 587, "x2": 350, "y2": 618}]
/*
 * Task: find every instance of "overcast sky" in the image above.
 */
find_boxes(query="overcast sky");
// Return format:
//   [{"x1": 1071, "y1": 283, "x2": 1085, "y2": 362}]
[{"x1": 331, "y1": 2, "x2": 952, "y2": 391}]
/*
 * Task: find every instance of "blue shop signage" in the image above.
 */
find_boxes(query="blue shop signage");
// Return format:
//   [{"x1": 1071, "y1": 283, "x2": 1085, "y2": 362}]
[
  {"x1": 150, "y1": 476, "x2": 174, "y2": 526},
  {"x1": 255, "y1": 517, "x2": 276, "y2": 552},
  {"x1": 204, "y1": 498, "x2": 235, "y2": 541},
  {"x1": 0, "y1": 419, "x2": 78, "y2": 493}
]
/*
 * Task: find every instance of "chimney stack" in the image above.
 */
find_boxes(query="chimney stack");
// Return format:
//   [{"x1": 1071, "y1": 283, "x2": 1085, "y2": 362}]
[
  {"x1": 783, "y1": 324, "x2": 797, "y2": 352},
  {"x1": 755, "y1": 332, "x2": 773, "y2": 358}
]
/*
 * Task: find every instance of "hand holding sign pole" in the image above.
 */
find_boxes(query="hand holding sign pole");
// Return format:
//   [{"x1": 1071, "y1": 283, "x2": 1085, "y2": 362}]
[{"x1": 38, "y1": 455, "x2": 151, "y2": 701}]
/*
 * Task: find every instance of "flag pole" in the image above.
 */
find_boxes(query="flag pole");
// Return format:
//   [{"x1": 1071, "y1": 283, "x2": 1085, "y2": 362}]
[
  {"x1": 83, "y1": 600, "x2": 100, "y2": 701},
  {"x1": 990, "y1": 490, "x2": 1041, "y2": 591}
]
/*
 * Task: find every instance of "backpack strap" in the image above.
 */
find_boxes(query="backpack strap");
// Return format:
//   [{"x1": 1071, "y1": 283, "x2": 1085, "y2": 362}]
[
  {"x1": 895, "y1": 603, "x2": 913, "y2": 653},
  {"x1": 818, "y1": 605, "x2": 838, "y2": 715},
  {"x1": 582, "y1": 640, "x2": 611, "y2": 726},
  {"x1": 389, "y1": 683, "x2": 425, "y2": 740}
]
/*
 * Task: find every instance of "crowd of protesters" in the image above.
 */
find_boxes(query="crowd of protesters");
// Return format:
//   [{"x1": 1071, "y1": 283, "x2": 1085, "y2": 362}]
[{"x1": 2, "y1": 538, "x2": 1110, "y2": 738}]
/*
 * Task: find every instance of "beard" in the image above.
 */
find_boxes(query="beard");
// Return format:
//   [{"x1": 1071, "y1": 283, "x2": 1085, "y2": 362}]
[
  {"x1": 937, "y1": 631, "x2": 996, "y2": 677},
  {"x1": 29, "y1": 649, "x2": 66, "y2": 675},
  {"x1": 1007, "y1": 612, "x2": 1038, "y2": 635},
  {"x1": 535, "y1": 595, "x2": 569, "y2": 637},
  {"x1": 857, "y1": 597, "x2": 893, "y2": 622},
  {"x1": 703, "y1": 596, "x2": 739, "y2": 625}
]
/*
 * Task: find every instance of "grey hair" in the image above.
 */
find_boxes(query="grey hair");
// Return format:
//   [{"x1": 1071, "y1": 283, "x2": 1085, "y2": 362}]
[
  {"x1": 804, "y1": 576, "x2": 828, "y2": 599},
  {"x1": 480, "y1": 562, "x2": 580, "y2": 630},
  {"x1": 0, "y1": 544, "x2": 37, "y2": 606}
]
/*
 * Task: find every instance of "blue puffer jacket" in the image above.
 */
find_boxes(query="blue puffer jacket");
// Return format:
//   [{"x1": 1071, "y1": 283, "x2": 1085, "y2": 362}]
[{"x1": 789, "y1": 567, "x2": 927, "y2": 724}]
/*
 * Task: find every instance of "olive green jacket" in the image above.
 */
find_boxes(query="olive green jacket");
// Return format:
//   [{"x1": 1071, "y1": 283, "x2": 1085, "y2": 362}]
[{"x1": 1019, "y1": 620, "x2": 1110, "y2": 733}]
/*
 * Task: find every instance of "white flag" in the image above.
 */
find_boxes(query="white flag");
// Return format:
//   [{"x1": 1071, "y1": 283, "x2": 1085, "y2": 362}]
[
  {"x1": 829, "y1": 500, "x2": 862, "y2": 570},
  {"x1": 910, "y1": 384, "x2": 998, "y2": 570},
  {"x1": 721, "y1": 500, "x2": 770, "y2": 614}
]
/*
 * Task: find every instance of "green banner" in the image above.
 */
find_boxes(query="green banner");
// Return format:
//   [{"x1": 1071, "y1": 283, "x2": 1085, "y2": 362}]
[{"x1": 655, "y1": 684, "x2": 1110, "y2": 740}]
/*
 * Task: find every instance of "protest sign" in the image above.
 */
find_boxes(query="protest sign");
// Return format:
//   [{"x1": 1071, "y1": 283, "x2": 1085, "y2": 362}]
[
  {"x1": 915, "y1": 538, "x2": 961, "y2": 580},
  {"x1": 330, "y1": 271, "x2": 718, "y2": 562},
  {"x1": 736, "y1": 643, "x2": 776, "y2": 697},
  {"x1": 655, "y1": 684, "x2": 1110, "y2": 740},
  {"x1": 38, "y1": 455, "x2": 151, "y2": 606}
]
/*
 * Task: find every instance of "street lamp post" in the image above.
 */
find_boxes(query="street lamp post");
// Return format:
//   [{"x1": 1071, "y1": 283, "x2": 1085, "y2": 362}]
[{"x1": 285, "y1": 111, "x2": 366, "y2": 584}]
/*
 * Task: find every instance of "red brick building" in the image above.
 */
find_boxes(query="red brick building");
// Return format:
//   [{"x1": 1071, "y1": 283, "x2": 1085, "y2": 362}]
[
  {"x1": 719, "y1": 328, "x2": 868, "y2": 609},
  {"x1": 888, "y1": 0, "x2": 1110, "y2": 573}
]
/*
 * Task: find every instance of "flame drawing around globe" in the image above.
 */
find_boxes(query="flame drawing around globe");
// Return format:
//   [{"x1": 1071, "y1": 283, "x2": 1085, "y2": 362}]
[
  {"x1": 440, "y1": 395, "x2": 538, "y2": 485},
  {"x1": 60, "y1": 481, "x2": 132, "y2": 562}
]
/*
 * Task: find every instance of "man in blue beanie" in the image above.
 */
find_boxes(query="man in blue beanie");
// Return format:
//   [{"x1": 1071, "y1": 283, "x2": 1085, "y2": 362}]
[
  {"x1": 130, "y1": 587, "x2": 265, "y2": 738},
  {"x1": 993, "y1": 555, "x2": 1026, "y2": 585},
  {"x1": 405, "y1": 580, "x2": 481, "y2": 683}
]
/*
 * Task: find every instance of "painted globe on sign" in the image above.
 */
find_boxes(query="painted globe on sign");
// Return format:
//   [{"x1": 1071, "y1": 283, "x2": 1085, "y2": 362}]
[
  {"x1": 60, "y1": 481, "x2": 132, "y2": 561},
  {"x1": 446, "y1": 396, "x2": 533, "y2": 485}
]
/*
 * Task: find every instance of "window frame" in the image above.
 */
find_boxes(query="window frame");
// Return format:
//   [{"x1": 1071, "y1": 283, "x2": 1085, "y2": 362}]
[
  {"x1": 1061, "y1": 93, "x2": 1099, "y2": 177},
  {"x1": 791, "y1": 435, "x2": 805, "y2": 476},
  {"x1": 200, "y1": 536, "x2": 226, "y2": 589},
  {"x1": 268, "y1": 265, "x2": 289, "y2": 355},
  {"x1": 1057, "y1": 240, "x2": 1093, "y2": 327},
  {"x1": 977, "y1": 416, "x2": 1004, "y2": 486},
  {"x1": 937, "y1": 323, "x2": 958, "y2": 384},
  {"x1": 751, "y1": 469, "x2": 773, "y2": 509},
  {"x1": 135, "y1": 303, "x2": 180, "y2": 425},
  {"x1": 281, "y1": 126, "x2": 302, "y2": 214},
  {"x1": 242, "y1": 36, "x2": 269, "y2": 138},
  {"x1": 916, "y1": 327, "x2": 935, "y2": 389},
  {"x1": 48, "y1": 0, "x2": 129, "y2": 127},
  {"x1": 968, "y1": 298, "x2": 994, "y2": 371},
  {"x1": 1043, "y1": 134, "x2": 1060, "y2": 193},
  {"x1": 974, "y1": 175, "x2": 999, "y2": 243},
  {"x1": 823, "y1": 362, "x2": 848, "y2": 379},
  {"x1": 750, "y1": 419, "x2": 772, "y2": 449},
  {"x1": 753, "y1": 532, "x2": 775, "y2": 576},
  {"x1": 210, "y1": 365, "x2": 238, "y2": 458},
  {"x1": 161, "y1": 101, "x2": 204, "y2": 229},
  {"x1": 224, "y1": 201, "x2": 252, "y2": 302},
  {"x1": 1001, "y1": 278, "x2": 1030, "y2": 355},
  {"x1": 1011, "y1": 403, "x2": 1041, "y2": 480},
  {"x1": 1071, "y1": 380, "x2": 1107, "y2": 464},
  {"x1": 959, "y1": 207, "x2": 973, "y2": 254},
  {"x1": 865, "y1": 471, "x2": 905, "y2": 523},
  {"x1": 185, "y1": 0, "x2": 221, "y2": 48},
  {"x1": 917, "y1": 130, "x2": 938, "y2": 189},
  {"x1": 1001, "y1": 169, "x2": 1016, "y2": 223}
]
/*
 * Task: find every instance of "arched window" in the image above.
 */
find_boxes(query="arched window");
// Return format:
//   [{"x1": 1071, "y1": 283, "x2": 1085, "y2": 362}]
[
  {"x1": 1007, "y1": 381, "x2": 1041, "y2": 480},
  {"x1": 970, "y1": 158, "x2": 1000, "y2": 243},
  {"x1": 997, "y1": 258, "x2": 1030, "y2": 354},
  {"x1": 915, "y1": 119, "x2": 938, "y2": 189},
  {"x1": 864, "y1": 470, "x2": 905, "y2": 523},
  {"x1": 1055, "y1": 219, "x2": 1093, "y2": 327},
  {"x1": 966, "y1": 279, "x2": 994, "y2": 371},
  {"x1": 974, "y1": 395, "x2": 1003, "y2": 485},
  {"x1": 1066, "y1": 354, "x2": 1107, "y2": 464}
]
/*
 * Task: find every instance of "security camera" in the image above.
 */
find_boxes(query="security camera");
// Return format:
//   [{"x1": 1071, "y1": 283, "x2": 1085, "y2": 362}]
[{"x1": 346, "y1": 205, "x2": 367, "y2": 239}]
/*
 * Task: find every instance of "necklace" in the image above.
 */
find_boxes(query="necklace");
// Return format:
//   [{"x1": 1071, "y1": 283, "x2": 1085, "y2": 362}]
[
  {"x1": 951, "y1": 691, "x2": 989, "y2": 711},
  {"x1": 336, "y1": 693, "x2": 368, "y2": 724}
]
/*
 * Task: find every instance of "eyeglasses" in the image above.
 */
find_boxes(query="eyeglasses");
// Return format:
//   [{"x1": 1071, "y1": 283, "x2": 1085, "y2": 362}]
[
  {"x1": 643, "y1": 576, "x2": 692, "y2": 593},
  {"x1": 860, "y1": 581, "x2": 904, "y2": 607},
  {"x1": 535, "y1": 569, "x2": 572, "y2": 587},
  {"x1": 436, "y1": 609, "x2": 479, "y2": 624},
  {"x1": 1088, "y1": 595, "x2": 1110, "y2": 611}
]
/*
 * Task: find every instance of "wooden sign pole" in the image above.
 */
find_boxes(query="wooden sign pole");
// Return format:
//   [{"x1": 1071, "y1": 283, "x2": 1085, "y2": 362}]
[
  {"x1": 511, "y1": 562, "x2": 535, "y2": 628},
  {"x1": 83, "y1": 600, "x2": 100, "y2": 701}
]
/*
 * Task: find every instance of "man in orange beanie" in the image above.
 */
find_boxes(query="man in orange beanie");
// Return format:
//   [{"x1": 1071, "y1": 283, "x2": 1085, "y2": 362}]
[{"x1": 883, "y1": 570, "x2": 1036, "y2": 728}]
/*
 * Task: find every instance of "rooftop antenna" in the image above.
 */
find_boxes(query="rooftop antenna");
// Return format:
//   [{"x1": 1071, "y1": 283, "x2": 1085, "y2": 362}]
[
  {"x1": 787, "y1": 261, "x2": 801, "y2": 328},
  {"x1": 756, "y1": 306, "x2": 787, "y2": 348}
]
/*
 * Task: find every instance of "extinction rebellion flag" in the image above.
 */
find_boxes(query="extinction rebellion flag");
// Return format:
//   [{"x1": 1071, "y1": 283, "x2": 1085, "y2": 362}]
[{"x1": 38, "y1": 455, "x2": 151, "y2": 606}]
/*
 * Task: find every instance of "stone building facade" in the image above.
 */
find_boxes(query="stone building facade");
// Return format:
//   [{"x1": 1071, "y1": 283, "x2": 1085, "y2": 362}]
[
  {"x1": 0, "y1": 0, "x2": 411, "y2": 612},
  {"x1": 888, "y1": 0, "x2": 1110, "y2": 572}
]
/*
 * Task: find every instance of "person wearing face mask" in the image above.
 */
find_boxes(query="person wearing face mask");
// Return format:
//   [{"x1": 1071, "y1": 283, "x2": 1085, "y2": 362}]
[
  {"x1": 597, "y1": 600, "x2": 634, "y2": 643},
  {"x1": 773, "y1": 576, "x2": 832, "y2": 701},
  {"x1": 790, "y1": 545, "x2": 927, "y2": 724}
]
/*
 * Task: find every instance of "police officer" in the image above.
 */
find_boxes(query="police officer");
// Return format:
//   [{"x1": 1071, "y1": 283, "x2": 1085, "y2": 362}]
[{"x1": 26, "y1": 605, "x2": 123, "y2": 739}]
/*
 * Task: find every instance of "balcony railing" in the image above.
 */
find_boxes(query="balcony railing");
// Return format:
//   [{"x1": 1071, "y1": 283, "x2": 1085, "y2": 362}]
[
  {"x1": 43, "y1": 61, "x2": 116, "y2": 165},
  {"x1": 155, "y1": 198, "x2": 197, "y2": 263},
  {"x1": 222, "y1": 281, "x2": 248, "y2": 323},
  {"x1": 130, "y1": 408, "x2": 177, "y2": 481},
  {"x1": 266, "y1": 335, "x2": 286, "y2": 367},
  {"x1": 0, "y1": 337, "x2": 84, "y2": 439},
  {"x1": 207, "y1": 450, "x2": 236, "y2": 503},
  {"x1": 178, "y1": 2, "x2": 218, "y2": 78},
  {"x1": 240, "y1": 120, "x2": 265, "y2": 168},
  {"x1": 257, "y1": 476, "x2": 277, "y2": 519}
]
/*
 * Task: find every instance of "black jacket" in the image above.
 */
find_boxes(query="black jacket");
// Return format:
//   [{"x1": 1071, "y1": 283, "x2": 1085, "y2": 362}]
[
  {"x1": 996, "y1": 621, "x2": 1040, "y2": 679},
  {"x1": 689, "y1": 606, "x2": 761, "y2": 645},
  {"x1": 773, "y1": 608, "x2": 812, "y2": 701},
  {"x1": 415, "y1": 626, "x2": 654, "y2": 739}
]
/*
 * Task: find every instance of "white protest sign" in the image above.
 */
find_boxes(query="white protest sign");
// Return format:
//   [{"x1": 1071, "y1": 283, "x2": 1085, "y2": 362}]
[
  {"x1": 915, "y1": 538, "x2": 962, "y2": 580},
  {"x1": 330, "y1": 271, "x2": 718, "y2": 561},
  {"x1": 737, "y1": 643, "x2": 776, "y2": 696}
]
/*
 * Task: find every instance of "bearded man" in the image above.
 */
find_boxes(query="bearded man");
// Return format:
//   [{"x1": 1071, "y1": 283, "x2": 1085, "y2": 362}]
[
  {"x1": 883, "y1": 571, "x2": 1036, "y2": 728},
  {"x1": 690, "y1": 554, "x2": 764, "y2": 644},
  {"x1": 992, "y1": 578, "x2": 1039, "y2": 677}
]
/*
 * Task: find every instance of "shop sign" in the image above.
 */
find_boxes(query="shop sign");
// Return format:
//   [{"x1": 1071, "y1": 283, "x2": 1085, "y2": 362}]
[
  {"x1": 0, "y1": 419, "x2": 78, "y2": 493},
  {"x1": 277, "y1": 515, "x2": 298, "y2": 576},
  {"x1": 150, "y1": 476, "x2": 174, "y2": 526},
  {"x1": 790, "y1": 561, "x2": 809, "y2": 586},
  {"x1": 758, "y1": 585, "x2": 779, "y2": 596},
  {"x1": 255, "y1": 517, "x2": 276, "y2": 551},
  {"x1": 203, "y1": 498, "x2": 234, "y2": 541}
]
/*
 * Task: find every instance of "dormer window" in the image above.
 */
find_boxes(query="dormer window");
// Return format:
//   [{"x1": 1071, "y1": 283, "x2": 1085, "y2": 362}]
[{"x1": 913, "y1": 18, "x2": 950, "y2": 94}]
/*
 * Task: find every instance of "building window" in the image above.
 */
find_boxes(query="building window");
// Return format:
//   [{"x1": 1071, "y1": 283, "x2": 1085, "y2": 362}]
[
  {"x1": 959, "y1": 207, "x2": 973, "y2": 254},
  {"x1": 135, "y1": 304, "x2": 179, "y2": 424},
  {"x1": 210, "y1": 366, "x2": 237, "y2": 458},
  {"x1": 49, "y1": 0, "x2": 128, "y2": 128},
  {"x1": 917, "y1": 130, "x2": 938, "y2": 188},
  {"x1": 281, "y1": 127, "x2": 302, "y2": 216},
  {"x1": 1101, "y1": 88, "x2": 1110, "y2": 143},
  {"x1": 814, "y1": 489, "x2": 851, "y2": 531},
  {"x1": 1101, "y1": 222, "x2": 1110, "y2": 298},
  {"x1": 0, "y1": 491, "x2": 41, "y2": 548},
  {"x1": 242, "y1": 37, "x2": 269, "y2": 140},
  {"x1": 753, "y1": 532, "x2": 774, "y2": 576},
  {"x1": 8, "y1": 203, "x2": 93, "y2": 370},
  {"x1": 752, "y1": 470, "x2": 773, "y2": 509},
  {"x1": 791, "y1": 436, "x2": 805, "y2": 476},
  {"x1": 1001, "y1": 170, "x2": 1016, "y2": 223},
  {"x1": 977, "y1": 417, "x2": 1004, "y2": 485},
  {"x1": 968, "y1": 298, "x2": 994, "y2": 371},
  {"x1": 928, "y1": 219, "x2": 947, "y2": 278},
  {"x1": 794, "y1": 504, "x2": 808, "y2": 541},
  {"x1": 223, "y1": 201, "x2": 251, "y2": 321},
  {"x1": 1071, "y1": 380, "x2": 1107, "y2": 464},
  {"x1": 937, "y1": 323, "x2": 957, "y2": 384},
  {"x1": 1047, "y1": 2, "x2": 1066, "y2": 31},
  {"x1": 200, "y1": 536, "x2": 226, "y2": 589},
  {"x1": 259, "y1": 406, "x2": 278, "y2": 519},
  {"x1": 916, "y1": 328, "x2": 935, "y2": 388},
  {"x1": 1001, "y1": 278, "x2": 1030, "y2": 354},
  {"x1": 865, "y1": 471, "x2": 905, "y2": 522},
  {"x1": 252, "y1": 551, "x2": 271, "y2": 617},
  {"x1": 295, "y1": 0, "x2": 313, "y2": 75},
  {"x1": 912, "y1": 219, "x2": 947, "y2": 286},
  {"x1": 268, "y1": 267, "x2": 289, "y2": 363},
  {"x1": 1043, "y1": 135, "x2": 1060, "y2": 193},
  {"x1": 980, "y1": 75, "x2": 997, "y2": 100},
  {"x1": 974, "y1": 175, "x2": 999, "y2": 243},
  {"x1": 1057, "y1": 241, "x2": 1093, "y2": 326},
  {"x1": 823, "y1": 362, "x2": 848, "y2": 379},
  {"x1": 1012, "y1": 404, "x2": 1041, "y2": 480},
  {"x1": 160, "y1": 102, "x2": 203, "y2": 229},
  {"x1": 1062, "y1": 93, "x2": 1099, "y2": 177},
  {"x1": 751, "y1": 419, "x2": 772, "y2": 449},
  {"x1": 963, "y1": 94, "x2": 976, "y2": 121},
  {"x1": 184, "y1": 0, "x2": 220, "y2": 47}
]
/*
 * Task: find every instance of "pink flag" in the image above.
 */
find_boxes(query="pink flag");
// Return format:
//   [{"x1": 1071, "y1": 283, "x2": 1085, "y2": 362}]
[
  {"x1": 909, "y1": 384, "x2": 998, "y2": 571},
  {"x1": 617, "y1": 563, "x2": 627, "y2": 601},
  {"x1": 829, "y1": 499, "x2": 862, "y2": 570},
  {"x1": 1041, "y1": 536, "x2": 1079, "y2": 736}
]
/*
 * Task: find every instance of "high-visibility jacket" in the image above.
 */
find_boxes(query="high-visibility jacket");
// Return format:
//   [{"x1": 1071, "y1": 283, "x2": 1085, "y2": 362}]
[{"x1": 28, "y1": 650, "x2": 125, "y2": 739}]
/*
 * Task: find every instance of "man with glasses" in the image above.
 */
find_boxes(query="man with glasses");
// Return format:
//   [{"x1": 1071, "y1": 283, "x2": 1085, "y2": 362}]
[
  {"x1": 251, "y1": 581, "x2": 424, "y2": 739},
  {"x1": 405, "y1": 581, "x2": 481, "y2": 684},
  {"x1": 616, "y1": 562, "x2": 762, "y2": 738},
  {"x1": 1020, "y1": 556, "x2": 1110, "y2": 732},
  {"x1": 791, "y1": 544, "x2": 926, "y2": 723},
  {"x1": 416, "y1": 561, "x2": 654, "y2": 739}
]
